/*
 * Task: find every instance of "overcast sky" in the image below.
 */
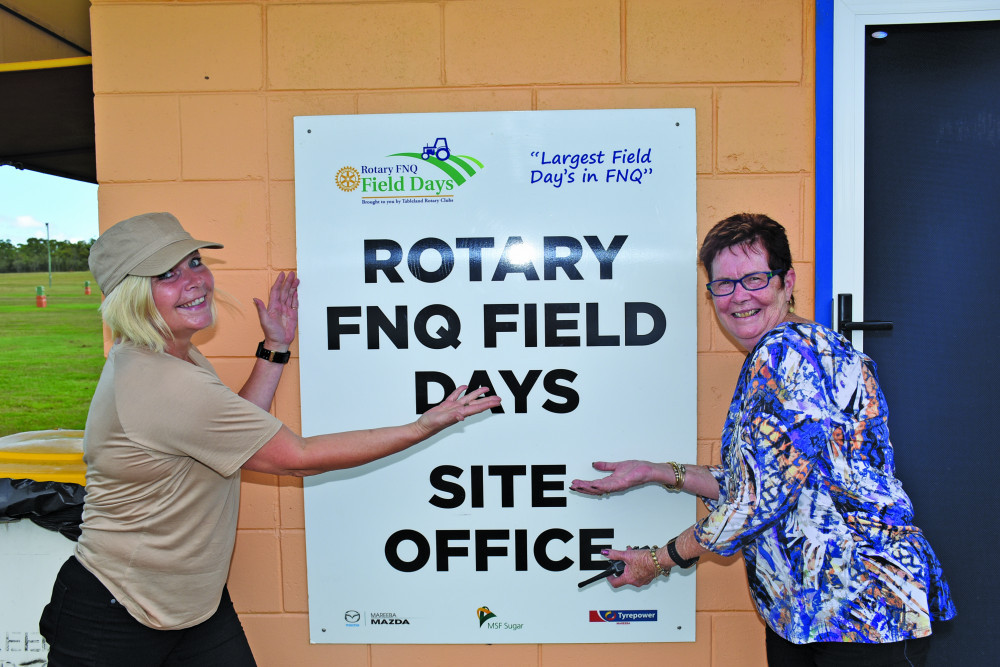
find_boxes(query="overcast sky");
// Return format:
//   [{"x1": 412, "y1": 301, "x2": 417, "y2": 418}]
[{"x1": 0, "y1": 167, "x2": 99, "y2": 246}]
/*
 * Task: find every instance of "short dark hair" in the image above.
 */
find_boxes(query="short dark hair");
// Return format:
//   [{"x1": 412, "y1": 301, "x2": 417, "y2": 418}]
[
  {"x1": 699, "y1": 213, "x2": 793, "y2": 280},
  {"x1": 699, "y1": 213, "x2": 794, "y2": 307}
]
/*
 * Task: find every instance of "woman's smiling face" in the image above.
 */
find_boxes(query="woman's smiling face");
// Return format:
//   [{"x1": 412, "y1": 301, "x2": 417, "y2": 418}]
[
  {"x1": 151, "y1": 251, "x2": 215, "y2": 343},
  {"x1": 709, "y1": 241, "x2": 795, "y2": 350}
]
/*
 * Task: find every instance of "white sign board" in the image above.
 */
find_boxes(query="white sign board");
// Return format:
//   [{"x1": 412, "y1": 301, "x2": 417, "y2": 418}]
[{"x1": 295, "y1": 109, "x2": 697, "y2": 644}]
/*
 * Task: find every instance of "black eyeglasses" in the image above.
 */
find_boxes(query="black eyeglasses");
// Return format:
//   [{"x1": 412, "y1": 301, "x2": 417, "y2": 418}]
[{"x1": 706, "y1": 270, "x2": 786, "y2": 297}]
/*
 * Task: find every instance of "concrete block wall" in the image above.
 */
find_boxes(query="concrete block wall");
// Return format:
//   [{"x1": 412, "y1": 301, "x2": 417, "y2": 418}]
[{"x1": 89, "y1": 1, "x2": 815, "y2": 664}]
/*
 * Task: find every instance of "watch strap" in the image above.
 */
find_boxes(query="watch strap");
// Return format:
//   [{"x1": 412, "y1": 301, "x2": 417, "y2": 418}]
[
  {"x1": 256, "y1": 340, "x2": 290, "y2": 364},
  {"x1": 666, "y1": 538, "x2": 699, "y2": 569}
]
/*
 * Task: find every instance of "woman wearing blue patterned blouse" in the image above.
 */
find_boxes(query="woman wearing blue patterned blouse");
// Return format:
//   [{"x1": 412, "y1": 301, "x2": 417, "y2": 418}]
[{"x1": 571, "y1": 213, "x2": 955, "y2": 666}]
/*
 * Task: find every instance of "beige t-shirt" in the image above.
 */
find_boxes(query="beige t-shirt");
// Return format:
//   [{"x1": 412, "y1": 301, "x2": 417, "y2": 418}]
[{"x1": 74, "y1": 343, "x2": 282, "y2": 630}]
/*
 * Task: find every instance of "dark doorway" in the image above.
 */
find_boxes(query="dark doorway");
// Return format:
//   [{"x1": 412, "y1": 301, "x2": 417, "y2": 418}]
[{"x1": 863, "y1": 20, "x2": 1000, "y2": 665}]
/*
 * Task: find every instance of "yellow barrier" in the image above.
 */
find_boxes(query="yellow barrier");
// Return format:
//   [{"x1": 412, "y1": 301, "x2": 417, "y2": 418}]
[{"x1": 0, "y1": 430, "x2": 85, "y2": 486}]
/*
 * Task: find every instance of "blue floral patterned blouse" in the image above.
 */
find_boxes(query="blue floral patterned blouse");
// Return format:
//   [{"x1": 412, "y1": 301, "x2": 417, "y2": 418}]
[{"x1": 693, "y1": 322, "x2": 956, "y2": 644}]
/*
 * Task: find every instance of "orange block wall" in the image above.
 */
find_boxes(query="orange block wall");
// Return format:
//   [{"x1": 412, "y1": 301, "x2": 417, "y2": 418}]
[{"x1": 89, "y1": 1, "x2": 815, "y2": 665}]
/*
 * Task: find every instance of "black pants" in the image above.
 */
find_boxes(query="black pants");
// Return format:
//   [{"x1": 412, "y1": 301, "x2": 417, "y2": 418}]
[
  {"x1": 40, "y1": 556, "x2": 256, "y2": 666},
  {"x1": 765, "y1": 626, "x2": 931, "y2": 667}
]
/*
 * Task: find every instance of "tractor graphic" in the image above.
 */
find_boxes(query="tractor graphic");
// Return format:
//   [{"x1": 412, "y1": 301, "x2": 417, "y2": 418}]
[{"x1": 421, "y1": 137, "x2": 451, "y2": 161}]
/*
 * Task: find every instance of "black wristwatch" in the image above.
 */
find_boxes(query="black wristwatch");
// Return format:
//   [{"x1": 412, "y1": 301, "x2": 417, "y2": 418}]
[
  {"x1": 666, "y1": 538, "x2": 699, "y2": 569},
  {"x1": 256, "y1": 341, "x2": 290, "y2": 364}
]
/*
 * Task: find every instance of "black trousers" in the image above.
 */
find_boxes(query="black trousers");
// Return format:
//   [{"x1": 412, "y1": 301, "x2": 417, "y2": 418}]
[
  {"x1": 40, "y1": 556, "x2": 256, "y2": 667},
  {"x1": 765, "y1": 626, "x2": 931, "y2": 667}
]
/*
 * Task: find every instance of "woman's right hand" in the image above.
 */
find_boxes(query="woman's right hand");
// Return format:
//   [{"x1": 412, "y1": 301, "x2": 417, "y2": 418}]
[
  {"x1": 601, "y1": 546, "x2": 662, "y2": 589},
  {"x1": 569, "y1": 460, "x2": 660, "y2": 496},
  {"x1": 253, "y1": 270, "x2": 299, "y2": 350}
]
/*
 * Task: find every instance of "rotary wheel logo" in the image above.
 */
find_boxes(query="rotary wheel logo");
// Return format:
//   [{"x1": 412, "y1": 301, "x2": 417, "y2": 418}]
[{"x1": 335, "y1": 166, "x2": 361, "y2": 192}]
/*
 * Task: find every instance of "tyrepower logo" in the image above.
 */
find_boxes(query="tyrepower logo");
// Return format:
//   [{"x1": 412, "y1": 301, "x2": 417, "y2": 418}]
[{"x1": 589, "y1": 610, "x2": 658, "y2": 624}]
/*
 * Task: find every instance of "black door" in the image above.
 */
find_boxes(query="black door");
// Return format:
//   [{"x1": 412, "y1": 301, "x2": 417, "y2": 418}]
[{"x1": 863, "y1": 20, "x2": 1000, "y2": 664}]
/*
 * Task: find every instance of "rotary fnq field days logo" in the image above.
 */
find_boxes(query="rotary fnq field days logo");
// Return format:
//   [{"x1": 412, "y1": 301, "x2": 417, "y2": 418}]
[{"x1": 335, "y1": 137, "x2": 485, "y2": 200}]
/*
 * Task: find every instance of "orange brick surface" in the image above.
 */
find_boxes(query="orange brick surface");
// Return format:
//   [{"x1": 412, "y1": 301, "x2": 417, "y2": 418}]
[
  {"x1": 717, "y1": 86, "x2": 814, "y2": 174},
  {"x1": 266, "y1": 3, "x2": 442, "y2": 90},
  {"x1": 240, "y1": 613, "x2": 369, "y2": 666},
  {"x1": 230, "y1": 529, "x2": 284, "y2": 613},
  {"x1": 626, "y1": 0, "x2": 803, "y2": 83},
  {"x1": 712, "y1": 613, "x2": 769, "y2": 667},
  {"x1": 266, "y1": 93, "x2": 356, "y2": 180},
  {"x1": 237, "y1": 470, "x2": 281, "y2": 530},
  {"x1": 444, "y1": 0, "x2": 621, "y2": 85},
  {"x1": 278, "y1": 476, "x2": 305, "y2": 529},
  {"x1": 180, "y1": 94, "x2": 269, "y2": 180},
  {"x1": 374, "y1": 643, "x2": 540, "y2": 667},
  {"x1": 91, "y1": 3, "x2": 263, "y2": 93},
  {"x1": 279, "y1": 528, "x2": 309, "y2": 613},
  {"x1": 697, "y1": 352, "x2": 746, "y2": 433},
  {"x1": 357, "y1": 89, "x2": 533, "y2": 116},
  {"x1": 271, "y1": 359, "x2": 301, "y2": 430},
  {"x1": 266, "y1": 180, "x2": 298, "y2": 268},
  {"x1": 94, "y1": 95, "x2": 182, "y2": 182},
  {"x1": 697, "y1": 286, "x2": 716, "y2": 353},
  {"x1": 697, "y1": 176, "x2": 806, "y2": 257},
  {"x1": 697, "y1": 555, "x2": 756, "y2": 611}
]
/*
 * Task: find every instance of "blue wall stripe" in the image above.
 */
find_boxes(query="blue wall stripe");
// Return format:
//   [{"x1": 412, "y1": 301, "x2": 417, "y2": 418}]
[{"x1": 815, "y1": 0, "x2": 834, "y2": 327}]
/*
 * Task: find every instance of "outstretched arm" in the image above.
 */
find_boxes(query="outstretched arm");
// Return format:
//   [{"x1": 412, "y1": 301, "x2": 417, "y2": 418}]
[
  {"x1": 243, "y1": 386, "x2": 502, "y2": 476},
  {"x1": 570, "y1": 460, "x2": 720, "y2": 500}
]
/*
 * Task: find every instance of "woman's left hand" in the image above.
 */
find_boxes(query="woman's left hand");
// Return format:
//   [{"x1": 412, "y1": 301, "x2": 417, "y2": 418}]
[
  {"x1": 602, "y1": 546, "x2": 663, "y2": 589},
  {"x1": 570, "y1": 460, "x2": 657, "y2": 496},
  {"x1": 253, "y1": 271, "x2": 300, "y2": 348}
]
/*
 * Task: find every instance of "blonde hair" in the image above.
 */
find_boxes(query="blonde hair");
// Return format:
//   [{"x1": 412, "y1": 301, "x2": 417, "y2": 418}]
[{"x1": 99, "y1": 275, "x2": 217, "y2": 353}]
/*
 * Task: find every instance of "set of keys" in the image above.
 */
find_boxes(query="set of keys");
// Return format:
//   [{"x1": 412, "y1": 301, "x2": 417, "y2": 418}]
[
  {"x1": 576, "y1": 559, "x2": 625, "y2": 588},
  {"x1": 576, "y1": 545, "x2": 650, "y2": 588}
]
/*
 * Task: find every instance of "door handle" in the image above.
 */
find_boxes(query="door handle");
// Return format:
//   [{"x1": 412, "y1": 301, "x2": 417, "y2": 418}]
[{"x1": 837, "y1": 293, "x2": 893, "y2": 343}]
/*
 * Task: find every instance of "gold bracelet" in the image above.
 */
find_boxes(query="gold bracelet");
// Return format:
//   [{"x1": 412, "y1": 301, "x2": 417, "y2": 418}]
[
  {"x1": 663, "y1": 461, "x2": 686, "y2": 491},
  {"x1": 649, "y1": 546, "x2": 668, "y2": 577}
]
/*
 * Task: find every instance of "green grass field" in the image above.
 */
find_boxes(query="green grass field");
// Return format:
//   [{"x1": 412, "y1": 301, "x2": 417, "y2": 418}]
[{"x1": 0, "y1": 271, "x2": 105, "y2": 436}]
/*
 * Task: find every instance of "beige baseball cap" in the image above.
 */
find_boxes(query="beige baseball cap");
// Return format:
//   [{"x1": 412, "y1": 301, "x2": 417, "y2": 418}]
[{"x1": 89, "y1": 212, "x2": 223, "y2": 295}]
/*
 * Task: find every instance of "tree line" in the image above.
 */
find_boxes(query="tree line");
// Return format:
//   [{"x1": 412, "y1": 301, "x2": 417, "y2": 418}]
[{"x1": 0, "y1": 237, "x2": 95, "y2": 273}]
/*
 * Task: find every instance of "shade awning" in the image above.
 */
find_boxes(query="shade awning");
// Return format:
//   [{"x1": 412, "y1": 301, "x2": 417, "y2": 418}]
[
  {"x1": 0, "y1": 58, "x2": 96, "y2": 184},
  {"x1": 0, "y1": 0, "x2": 95, "y2": 183}
]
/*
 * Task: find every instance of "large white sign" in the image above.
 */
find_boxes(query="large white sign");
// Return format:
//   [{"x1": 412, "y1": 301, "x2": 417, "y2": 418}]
[{"x1": 295, "y1": 109, "x2": 697, "y2": 644}]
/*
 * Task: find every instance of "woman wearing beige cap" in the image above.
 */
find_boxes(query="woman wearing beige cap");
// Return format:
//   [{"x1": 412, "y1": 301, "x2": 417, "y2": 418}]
[{"x1": 39, "y1": 212, "x2": 501, "y2": 666}]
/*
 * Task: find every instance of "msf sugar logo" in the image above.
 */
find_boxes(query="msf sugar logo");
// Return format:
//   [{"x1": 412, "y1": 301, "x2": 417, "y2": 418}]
[{"x1": 477, "y1": 605, "x2": 525, "y2": 632}]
